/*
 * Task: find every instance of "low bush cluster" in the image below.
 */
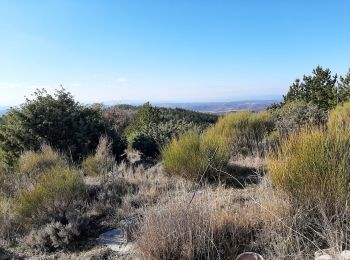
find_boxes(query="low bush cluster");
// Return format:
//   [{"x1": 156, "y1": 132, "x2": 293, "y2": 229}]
[
  {"x1": 162, "y1": 111, "x2": 273, "y2": 180},
  {"x1": 162, "y1": 130, "x2": 230, "y2": 180},
  {"x1": 271, "y1": 100, "x2": 327, "y2": 135}
]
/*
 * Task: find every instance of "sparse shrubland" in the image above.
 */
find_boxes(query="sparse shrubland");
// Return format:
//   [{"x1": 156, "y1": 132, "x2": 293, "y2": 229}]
[
  {"x1": 3, "y1": 67, "x2": 350, "y2": 259},
  {"x1": 125, "y1": 102, "x2": 216, "y2": 159}
]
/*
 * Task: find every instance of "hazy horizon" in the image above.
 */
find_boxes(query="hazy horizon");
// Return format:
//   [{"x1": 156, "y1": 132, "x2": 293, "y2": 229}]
[{"x1": 0, "y1": 1, "x2": 349, "y2": 106}]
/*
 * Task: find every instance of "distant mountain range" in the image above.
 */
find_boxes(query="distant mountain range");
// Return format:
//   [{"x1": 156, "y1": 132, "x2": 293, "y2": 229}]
[
  {"x1": 153, "y1": 100, "x2": 278, "y2": 113},
  {"x1": 0, "y1": 99, "x2": 280, "y2": 116},
  {"x1": 0, "y1": 106, "x2": 9, "y2": 116}
]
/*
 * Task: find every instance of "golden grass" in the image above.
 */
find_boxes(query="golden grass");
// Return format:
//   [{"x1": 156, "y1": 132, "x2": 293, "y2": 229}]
[
  {"x1": 162, "y1": 111, "x2": 273, "y2": 180},
  {"x1": 16, "y1": 167, "x2": 85, "y2": 228},
  {"x1": 18, "y1": 145, "x2": 67, "y2": 179},
  {"x1": 268, "y1": 102, "x2": 350, "y2": 210},
  {"x1": 135, "y1": 180, "x2": 295, "y2": 260}
]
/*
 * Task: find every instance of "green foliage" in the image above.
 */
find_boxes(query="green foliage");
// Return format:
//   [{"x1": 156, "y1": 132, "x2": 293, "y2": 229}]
[
  {"x1": 130, "y1": 120, "x2": 196, "y2": 159},
  {"x1": 163, "y1": 111, "x2": 273, "y2": 179},
  {"x1": 132, "y1": 102, "x2": 161, "y2": 129},
  {"x1": 0, "y1": 88, "x2": 127, "y2": 166},
  {"x1": 162, "y1": 131, "x2": 207, "y2": 179},
  {"x1": 208, "y1": 111, "x2": 274, "y2": 156},
  {"x1": 159, "y1": 107, "x2": 218, "y2": 125},
  {"x1": 268, "y1": 102, "x2": 350, "y2": 209},
  {"x1": 81, "y1": 156, "x2": 100, "y2": 177},
  {"x1": 126, "y1": 103, "x2": 203, "y2": 158},
  {"x1": 16, "y1": 167, "x2": 86, "y2": 229},
  {"x1": 271, "y1": 100, "x2": 327, "y2": 135},
  {"x1": 283, "y1": 66, "x2": 338, "y2": 110},
  {"x1": 131, "y1": 133, "x2": 160, "y2": 159},
  {"x1": 162, "y1": 128, "x2": 230, "y2": 180},
  {"x1": 338, "y1": 69, "x2": 350, "y2": 103}
]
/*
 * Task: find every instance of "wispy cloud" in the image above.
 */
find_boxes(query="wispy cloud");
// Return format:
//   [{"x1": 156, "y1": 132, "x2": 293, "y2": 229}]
[
  {"x1": 116, "y1": 77, "x2": 128, "y2": 83},
  {"x1": 0, "y1": 82, "x2": 21, "y2": 88},
  {"x1": 71, "y1": 83, "x2": 81, "y2": 87}
]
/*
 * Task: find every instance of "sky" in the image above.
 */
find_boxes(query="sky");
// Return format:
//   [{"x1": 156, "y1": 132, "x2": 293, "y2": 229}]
[{"x1": 0, "y1": 0, "x2": 349, "y2": 106}]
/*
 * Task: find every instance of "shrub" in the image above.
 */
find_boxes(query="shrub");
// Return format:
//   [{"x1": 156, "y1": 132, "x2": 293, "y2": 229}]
[
  {"x1": 24, "y1": 217, "x2": 89, "y2": 251},
  {"x1": 131, "y1": 133, "x2": 160, "y2": 159},
  {"x1": 268, "y1": 125, "x2": 350, "y2": 210},
  {"x1": 162, "y1": 130, "x2": 230, "y2": 180},
  {"x1": 327, "y1": 101, "x2": 350, "y2": 131},
  {"x1": 82, "y1": 136, "x2": 116, "y2": 176},
  {"x1": 18, "y1": 145, "x2": 67, "y2": 179},
  {"x1": 162, "y1": 111, "x2": 273, "y2": 179},
  {"x1": 162, "y1": 131, "x2": 204, "y2": 179},
  {"x1": 271, "y1": 100, "x2": 327, "y2": 135},
  {"x1": 102, "y1": 106, "x2": 134, "y2": 133},
  {"x1": 128, "y1": 120, "x2": 195, "y2": 159},
  {"x1": 0, "y1": 198, "x2": 19, "y2": 244},
  {"x1": 207, "y1": 111, "x2": 274, "y2": 156},
  {"x1": 87, "y1": 175, "x2": 136, "y2": 215},
  {"x1": 16, "y1": 167, "x2": 86, "y2": 230},
  {"x1": 0, "y1": 88, "x2": 127, "y2": 165}
]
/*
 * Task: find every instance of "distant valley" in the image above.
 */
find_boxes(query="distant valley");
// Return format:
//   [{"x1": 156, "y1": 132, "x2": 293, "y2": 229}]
[{"x1": 154, "y1": 100, "x2": 278, "y2": 113}]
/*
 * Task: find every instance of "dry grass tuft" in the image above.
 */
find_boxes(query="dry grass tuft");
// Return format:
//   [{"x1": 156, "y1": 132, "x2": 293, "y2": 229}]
[
  {"x1": 136, "y1": 186, "x2": 267, "y2": 259},
  {"x1": 18, "y1": 145, "x2": 67, "y2": 179}
]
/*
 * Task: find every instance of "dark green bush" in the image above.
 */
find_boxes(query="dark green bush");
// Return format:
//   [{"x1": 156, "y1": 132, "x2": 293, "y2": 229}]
[
  {"x1": 131, "y1": 133, "x2": 160, "y2": 159},
  {"x1": 0, "y1": 88, "x2": 126, "y2": 166}
]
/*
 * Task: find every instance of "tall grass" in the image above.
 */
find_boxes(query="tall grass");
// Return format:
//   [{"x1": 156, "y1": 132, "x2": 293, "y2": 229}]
[
  {"x1": 82, "y1": 136, "x2": 116, "y2": 176},
  {"x1": 207, "y1": 111, "x2": 274, "y2": 156},
  {"x1": 16, "y1": 167, "x2": 86, "y2": 229},
  {"x1": 18, "y1": 145, "x2": 67, "y2": 179},
  {"x1": 136, "y1": 188, "x2": 262, "y2": 259},
  {"x1": 268, "y1": 102, "x2": 350, "y2": 210}
]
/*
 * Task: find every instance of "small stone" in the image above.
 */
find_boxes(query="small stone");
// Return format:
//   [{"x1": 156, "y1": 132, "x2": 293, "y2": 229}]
[
  {"x1": 97, "y1": 228, "x2": 127, "y2": 247},
  {"x1": 236, "y1": 252, "x2": 264, "y2": 260}
]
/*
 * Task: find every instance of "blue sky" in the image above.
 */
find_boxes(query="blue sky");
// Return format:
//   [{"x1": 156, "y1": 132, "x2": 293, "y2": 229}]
[{"x1": 0, "y1": 0, "x2": 349, "y2": 106}]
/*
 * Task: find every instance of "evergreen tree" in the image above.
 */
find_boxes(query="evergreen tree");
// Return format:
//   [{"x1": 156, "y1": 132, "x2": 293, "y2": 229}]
[
  {"x1": 337, "y1": 69, "x2": 350, "y2": 103},
  {"x1": 284, "y1": 66, "x2": 337, "y2": 110}
]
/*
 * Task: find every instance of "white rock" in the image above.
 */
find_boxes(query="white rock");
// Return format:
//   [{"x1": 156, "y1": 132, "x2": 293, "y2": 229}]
[
  {"x1": 341, "y1": 250, "x2": 350, "y2": 259},
  {"x1": 315, "y1": 255, "x2": 333, "y2": 260}
]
